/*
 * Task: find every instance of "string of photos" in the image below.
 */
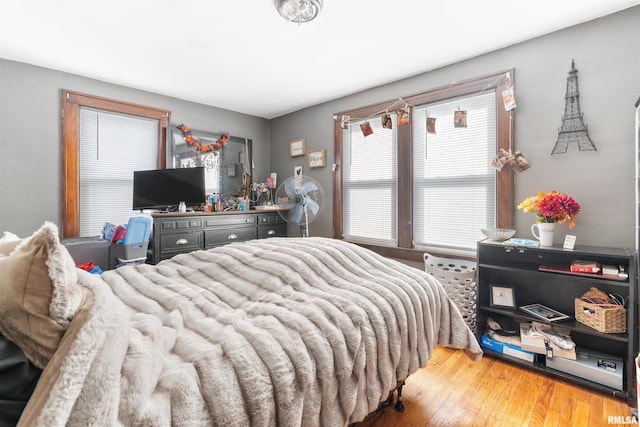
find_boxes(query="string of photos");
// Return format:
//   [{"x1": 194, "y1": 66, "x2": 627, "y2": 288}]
[{"x1": 334, "y1": 71, "x2": 530, "y2": 174}]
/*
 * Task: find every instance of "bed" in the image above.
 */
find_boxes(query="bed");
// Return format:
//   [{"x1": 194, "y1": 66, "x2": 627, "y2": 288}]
[{"x1": 0, "y1": 222, "x2": 482, "y2": 427}]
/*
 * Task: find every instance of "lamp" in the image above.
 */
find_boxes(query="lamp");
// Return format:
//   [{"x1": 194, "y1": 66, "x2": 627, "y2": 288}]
[{"x1": 275, "y1": 0, "x2": 323, "y2": 23}]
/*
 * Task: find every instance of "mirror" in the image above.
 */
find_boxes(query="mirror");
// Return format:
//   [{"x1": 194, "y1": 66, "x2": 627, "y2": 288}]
[{"x1": 167, "y1": 125, "x2": 252, "y2": 200}]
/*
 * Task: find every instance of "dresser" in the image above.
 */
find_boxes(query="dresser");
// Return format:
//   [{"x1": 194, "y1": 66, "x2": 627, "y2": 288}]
[{"x1": 149, "y1": 210, "x2": 286, "y2": 264}]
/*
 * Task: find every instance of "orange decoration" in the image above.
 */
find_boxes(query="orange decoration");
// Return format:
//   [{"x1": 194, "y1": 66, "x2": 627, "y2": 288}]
[{"x1": 177, "y1": 124, "x2": 231, "y2": 155}]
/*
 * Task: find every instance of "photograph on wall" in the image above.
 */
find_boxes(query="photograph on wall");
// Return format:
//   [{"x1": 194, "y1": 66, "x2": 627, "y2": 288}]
[
  {"x1": 491, "y1": 148, "x2": 513, "y2": 172},
  {"x1": 360, "y1": 121, "x2": 374, "y2": 137},
  {"x1": 502, "y1": 86, "x2": 517, "y2": 111},
  {"x1": 454, "y1": 110, "x2": 467, "y2": 128},
  {"x1": 381, "y1": 114, "x2": 393, "y2": 129},
  {"x1": 426, "y1": 117, "x2": 436, "y2": 134},
  {"x1": 512, "y1": 151, "x2": 530, "y2": 173},
  {"x1": 397, "y1": 110, "x2": 409, "y2": 125}
]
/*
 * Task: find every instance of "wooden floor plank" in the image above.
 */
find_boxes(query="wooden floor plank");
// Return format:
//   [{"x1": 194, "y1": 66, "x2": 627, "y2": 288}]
[{"x1": 355, "y1": 347, "x2": 636, "y2": 427}]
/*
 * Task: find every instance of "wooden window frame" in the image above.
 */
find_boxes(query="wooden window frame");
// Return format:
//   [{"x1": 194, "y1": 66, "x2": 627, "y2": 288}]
[
  {"x1": 333, "y1": 70, "x2": 515, "y2": 261},
  {"x1": 61, "y1": 90, "x2": 170, "y2": 238}
]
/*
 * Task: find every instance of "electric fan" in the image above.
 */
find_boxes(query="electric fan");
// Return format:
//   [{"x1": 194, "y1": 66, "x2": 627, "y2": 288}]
[{"x1": 275, "y1": 175, "x2": 325, "y2": 237}]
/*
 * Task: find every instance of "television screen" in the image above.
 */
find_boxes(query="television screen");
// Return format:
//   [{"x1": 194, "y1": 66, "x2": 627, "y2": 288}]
[{"x1": 133, "y1": 167, "x2": 205, "y2": 211}]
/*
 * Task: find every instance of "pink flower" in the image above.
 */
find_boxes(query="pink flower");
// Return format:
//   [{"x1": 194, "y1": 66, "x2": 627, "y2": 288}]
[{"x1": 518, "y1": 191, "x2": 580, "y2": 229}]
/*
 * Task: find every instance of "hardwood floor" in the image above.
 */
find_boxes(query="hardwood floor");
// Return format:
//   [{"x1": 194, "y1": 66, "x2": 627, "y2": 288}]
[{"x1": 356, "y1": 346, "x2": 636, "y2": 427}]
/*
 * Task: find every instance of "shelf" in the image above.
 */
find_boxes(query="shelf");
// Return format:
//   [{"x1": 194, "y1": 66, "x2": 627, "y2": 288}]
[
  {"x1": 479, "y1": 263, "x2": 630, "y2": 288},
  {"x1": 482, "y1": 348, "x2": 629, "y2": 401},
  {"x1": 538, "y1": 264, "x2": 628, "y2": 282},
  {"x1": 479, "y1": 306, "x2": 629, "y2": 343},
  {"x1": 477, "y1": 240, "x2": 637, "y2": 406}
]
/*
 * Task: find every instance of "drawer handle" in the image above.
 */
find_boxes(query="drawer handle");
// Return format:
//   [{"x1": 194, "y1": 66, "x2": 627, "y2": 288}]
[
  {"x1": 176, "y1": 238, "x2": 189, "y2": 245},
  {"x1": 228, "y1": 234, "x2": 238, "y2": 240},
  {"x1": 267, "y1": 230, "x2": 276, "y2": 236}
]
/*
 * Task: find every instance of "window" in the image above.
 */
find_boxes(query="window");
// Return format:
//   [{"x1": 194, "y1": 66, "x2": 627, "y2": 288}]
[
  {"x1": 333, "y1": 71, "x2": 514, "y2": 259},
  {"x1": 78, "y1": 108, "x2": 159, "y2": 236},
  {"x1": 62, "y1": 90, "x2": 169, "y2": 238},
  {"x1": 342, "y1": 113, "x2": 397, "y2": 245},
  {"x1": 412, "y1": 92, "x2": 496, "y2": 252}
]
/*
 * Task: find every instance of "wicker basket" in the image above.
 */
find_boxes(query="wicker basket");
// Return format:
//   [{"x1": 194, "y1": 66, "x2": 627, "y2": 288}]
[{"x1": 574, "y1": 298, "x2": 626, "y2": 334}]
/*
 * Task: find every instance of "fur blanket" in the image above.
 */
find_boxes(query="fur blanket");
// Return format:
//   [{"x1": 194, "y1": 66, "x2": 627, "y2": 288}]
[{"x1": 22, "y1": 237, "x2": 481, "y2": 426}]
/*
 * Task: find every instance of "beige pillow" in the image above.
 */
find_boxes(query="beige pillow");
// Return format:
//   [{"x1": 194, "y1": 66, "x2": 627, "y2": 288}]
[
  {"x1": 0, "y1": 222, "x2": 85, "y2": 369},
  {"x1": 0, "y1": 231, "x2": 21, "y2": 255}
]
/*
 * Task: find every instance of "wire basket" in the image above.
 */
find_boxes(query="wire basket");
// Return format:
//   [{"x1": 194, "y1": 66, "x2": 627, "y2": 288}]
[{"x1": 574, "y1": 298, "x2": 626, "y2": 334}]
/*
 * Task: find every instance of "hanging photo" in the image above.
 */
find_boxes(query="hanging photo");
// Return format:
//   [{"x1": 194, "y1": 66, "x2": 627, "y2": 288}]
[
  {"x1": 381, "y1": 114, "x2": 393, "y2": 129},
  {"x1": 502, "y1": 86, "x2": 517, "y2": 111},
  {"x1": 397, "y1": 110, "x2": 409, "y2": 125},
  {"x1": 454, "y1": 110, "x2": 467, "y2": 128},
  {"x1": 340, "y1": 115, "x2": 350, "y2": 129},
  {"x1": 491, "y1": 148, "x2": 513, "y2": 171},
  {"x1": 512, "y1": 151, "x2": 530, "y2": 173},
  {"x1": 360, "y1": 121, "x2": 374, "y2": 137},
  {"x1": 426, "y1": 117, "x2": 436, "y2": 134}
]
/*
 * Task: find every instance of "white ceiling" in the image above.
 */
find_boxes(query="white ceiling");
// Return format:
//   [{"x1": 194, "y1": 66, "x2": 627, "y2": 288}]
[{"x1": 2, "y1": 0, "x2": 639, "y2": 119}]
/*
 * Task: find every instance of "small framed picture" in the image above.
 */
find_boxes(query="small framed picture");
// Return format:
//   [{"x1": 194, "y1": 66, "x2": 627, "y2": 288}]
[
  {"x1": 490, "y1": 285, "x2": 516, "y2": 309},
  {"x1": 294, "y1": 165, "x2": 303, "y2": 181},
  {"x1": 289, "y1": 138, "x2": 306, "y2": 157},
  {"x1": 520, "y1": 304, "x2": 570, "y2": 322},
  {"x1": 308, "y1": 149, "x2": 326, "y2": 168}
]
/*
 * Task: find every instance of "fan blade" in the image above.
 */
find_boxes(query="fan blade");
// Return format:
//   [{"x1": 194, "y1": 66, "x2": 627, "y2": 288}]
[
  {"x1": 285, "y1": 178, "x2": 297, "y2": 200},
  {"x1": 291, "y1": 205, "x2": 304, "y2": 224},
  {"x1": 297, "y1": 180, "x2": 318, "y2": 196},
  {"x1": 305, "y1": 197, "x2": 320, "y2": 215}
]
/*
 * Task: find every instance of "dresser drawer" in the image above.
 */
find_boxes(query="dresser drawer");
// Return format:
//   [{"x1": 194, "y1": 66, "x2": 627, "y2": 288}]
[
  {"x1": 478, "y1": 243, "x2": 546, "y2": 266},
  {"x1": 159, "y1": 217, "x2": 203, "y2": 231},
  {"x1": 204, "y1": 227, "x2": 257, "y2": 247},
  {"x1": 258, "y1": 223, "x2": 287, "y2": 239},
  {"x1": 160, "y1": 232, "x2": 202, "y2": 253},
  {"x1": 257, "y1": 213, "x2": 284, "y2": 225},
  {"x1": 205, "y1": 215, "x2": 256, "y2": 227}
]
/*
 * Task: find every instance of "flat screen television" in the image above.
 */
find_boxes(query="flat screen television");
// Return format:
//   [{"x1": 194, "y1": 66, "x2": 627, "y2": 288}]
[{"x1": 133, "y1": 167, "x2": 205, "y2": 211}]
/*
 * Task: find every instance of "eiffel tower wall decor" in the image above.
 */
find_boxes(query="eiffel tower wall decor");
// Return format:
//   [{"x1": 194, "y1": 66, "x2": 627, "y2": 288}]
[{"x1": 551, "y1": 60, "x2": 597, "y2": 155}]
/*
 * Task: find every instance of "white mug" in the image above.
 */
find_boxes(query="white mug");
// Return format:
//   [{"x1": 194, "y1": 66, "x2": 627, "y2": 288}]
[{"x1": 531, "y1": 222, "x2": 555, "y2": 247}]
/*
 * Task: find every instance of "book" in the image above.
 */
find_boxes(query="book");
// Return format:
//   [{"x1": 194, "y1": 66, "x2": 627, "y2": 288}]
[
  {"x1": 601, "y1": 264, "x2": 619, "y2": 276},
  {"x1": 570, "y1": 260, "x2": 601, "y2": 274}
]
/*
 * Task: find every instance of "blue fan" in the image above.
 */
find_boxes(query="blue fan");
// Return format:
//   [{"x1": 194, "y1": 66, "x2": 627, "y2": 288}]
[{"x1": 276, "y1": 175, "x2": 325, "y2": 237}]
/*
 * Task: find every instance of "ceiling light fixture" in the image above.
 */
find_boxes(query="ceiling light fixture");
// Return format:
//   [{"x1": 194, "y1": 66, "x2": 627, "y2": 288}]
[{"x1": 275, "y1": 0, "x2": 323, "y2": 24}]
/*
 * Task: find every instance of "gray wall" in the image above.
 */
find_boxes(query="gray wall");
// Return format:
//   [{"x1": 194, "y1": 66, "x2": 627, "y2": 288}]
[
  {"x1": 0, "y1": 60, "x2": 270, "y2": 237},
  {"x1": 1, "y1": 6, "x2": 639, "y2": 250},
  {"x1": 270, "y1": 6, "x2": 640, "y2": 249}
]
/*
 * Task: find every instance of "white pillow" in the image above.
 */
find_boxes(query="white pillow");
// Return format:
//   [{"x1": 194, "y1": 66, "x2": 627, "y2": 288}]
[{"x1": 0, "y1": 231, "x2": 21, "y2": 255}]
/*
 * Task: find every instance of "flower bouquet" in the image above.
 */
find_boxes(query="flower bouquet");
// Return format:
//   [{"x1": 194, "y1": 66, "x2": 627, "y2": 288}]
[{"x1": 518, "y1": 191, "x2": 580, "y2": 229}]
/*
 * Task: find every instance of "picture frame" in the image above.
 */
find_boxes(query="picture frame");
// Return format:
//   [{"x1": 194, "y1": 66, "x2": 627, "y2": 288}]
[
  {"x1": 308, "y1": 149, "x2": 326, "y2": 168},
  {"x1": 490, "y1": 285, "x2": 516, "y2": 309},
  {"x1": 519, "y1": 304, "x2": 570, "y2": 322},
  {"x1": 294, "y1": 165, "x2": 303, "y2": 181},
  {"x1": 289, "y1": 138, "x2": 306, "y2": 157}
]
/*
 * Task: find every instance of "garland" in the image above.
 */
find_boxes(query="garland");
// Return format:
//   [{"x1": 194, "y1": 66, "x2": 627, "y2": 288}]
[{"x1": 177, "y1": 124, "x2": 230, "y2": 154}]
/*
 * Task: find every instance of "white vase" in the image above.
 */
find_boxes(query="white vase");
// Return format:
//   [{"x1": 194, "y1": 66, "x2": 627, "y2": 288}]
[{"x1": 531, "y1": 222, "x2": 556, "y2": 247}]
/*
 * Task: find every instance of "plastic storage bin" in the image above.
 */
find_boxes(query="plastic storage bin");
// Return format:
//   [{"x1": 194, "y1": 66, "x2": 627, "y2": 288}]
[
  {"x1": 109, "y1": 242, "x2": 148, "y2": 268},
  {"x1": 109, "y1": 216, "x2": 152, "y2": 268},
  {"x1": 424, "y1": 252, "x2": 478, "y2": 333}
]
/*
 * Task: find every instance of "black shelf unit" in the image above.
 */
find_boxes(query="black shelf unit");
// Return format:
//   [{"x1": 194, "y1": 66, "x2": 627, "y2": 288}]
[{"x1": 477, "y1": 240, "x2": 638, "y2": 405}]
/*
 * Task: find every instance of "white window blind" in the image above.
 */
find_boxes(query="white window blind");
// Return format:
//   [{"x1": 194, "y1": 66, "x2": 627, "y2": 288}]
[
  {"x1": 413, "y1": 92, "x2": 496, "y2": 252},
  {"x1": 79, "y1": 108, "x2": 158, "y2": 237},
  {"x1": 342, "y1": 114, "x2": 397, "y2": 245}
]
